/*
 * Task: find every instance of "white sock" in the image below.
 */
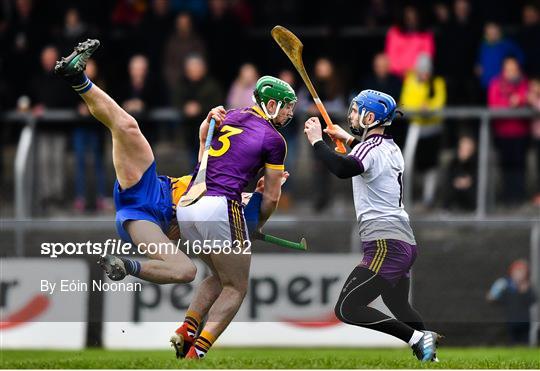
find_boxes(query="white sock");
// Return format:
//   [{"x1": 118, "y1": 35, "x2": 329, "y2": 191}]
[{"x1": 408, "y1": 330, "x2": 424, "y2": 346}]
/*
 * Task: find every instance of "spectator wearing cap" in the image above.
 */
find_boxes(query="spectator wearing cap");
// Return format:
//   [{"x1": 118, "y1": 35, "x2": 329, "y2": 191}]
[{"x1": 400, "y1": 53, "x2": 447, "y2": 208}]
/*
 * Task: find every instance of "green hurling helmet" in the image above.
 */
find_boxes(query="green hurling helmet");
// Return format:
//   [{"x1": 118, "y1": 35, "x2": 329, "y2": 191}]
[{"x1": 253, "y1": 76, "x2": 297, "y2": 121}]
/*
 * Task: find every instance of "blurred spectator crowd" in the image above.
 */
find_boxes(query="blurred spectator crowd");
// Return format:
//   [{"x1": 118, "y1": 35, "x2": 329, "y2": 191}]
[{"x1": 1, "y1": 0, "x2": 540, "y2": 214}]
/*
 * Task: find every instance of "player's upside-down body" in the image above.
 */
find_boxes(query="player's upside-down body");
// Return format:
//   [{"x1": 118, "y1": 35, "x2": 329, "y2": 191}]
[
  {"x1": 54, "y1": 40, "x2": 297, "y2": 360},
  {"x1": 303, "y1": 90, "x2": 442, "y2": 362}
]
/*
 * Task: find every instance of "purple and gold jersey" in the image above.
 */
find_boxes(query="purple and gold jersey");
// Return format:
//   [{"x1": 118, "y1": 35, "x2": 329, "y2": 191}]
[{"x1": 204, "y1": 106, "x2": 287, "y2": 201}]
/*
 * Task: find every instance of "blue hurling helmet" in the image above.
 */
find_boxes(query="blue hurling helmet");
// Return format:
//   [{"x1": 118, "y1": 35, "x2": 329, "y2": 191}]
[{"x1": 348, "y1": 89, "x2": 400, "y2": 137}]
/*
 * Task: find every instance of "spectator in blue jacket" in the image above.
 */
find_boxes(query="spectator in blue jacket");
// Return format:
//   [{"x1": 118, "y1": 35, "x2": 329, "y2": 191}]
[{"x1": 476, "y1": 22, "x2": 525, "y2": 90}]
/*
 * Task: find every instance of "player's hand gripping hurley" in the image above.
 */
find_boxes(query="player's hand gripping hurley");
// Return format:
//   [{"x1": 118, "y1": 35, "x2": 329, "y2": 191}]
[
  {"x1": 272, "y1": 25, "x2": 347, "y2": 153},
  {"x1": 178, "y1": 118, "x2": 216, "y2": 207}
]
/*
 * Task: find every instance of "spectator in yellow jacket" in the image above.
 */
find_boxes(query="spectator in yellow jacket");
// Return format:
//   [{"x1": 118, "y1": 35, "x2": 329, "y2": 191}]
[
  {"x1": 400, "y1": 53, "x2": 447, "y2": 208},
  {"x1": 400, "y1": 54, "x2": 447, "y2": 125}
]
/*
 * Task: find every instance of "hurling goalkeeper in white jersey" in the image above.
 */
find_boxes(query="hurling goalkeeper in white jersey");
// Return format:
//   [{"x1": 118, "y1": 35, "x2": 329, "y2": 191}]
[{"x1": 303, "y1": 89, "x2": 441, "y2": 362}]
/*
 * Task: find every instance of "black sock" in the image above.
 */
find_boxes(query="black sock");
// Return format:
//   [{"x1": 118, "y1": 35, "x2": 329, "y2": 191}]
[{"x1": 120, "y1": 258, "x2": 141, "y2": 277}]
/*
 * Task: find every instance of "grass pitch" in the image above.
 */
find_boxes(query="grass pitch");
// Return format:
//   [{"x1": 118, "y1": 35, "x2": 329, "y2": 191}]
[{"x1": 1, "y1": 347, "x2": 539, "y2": 369}]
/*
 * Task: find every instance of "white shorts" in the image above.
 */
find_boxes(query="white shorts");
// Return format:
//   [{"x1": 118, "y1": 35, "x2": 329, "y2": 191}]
[{"x1": 176, "y1": 195, "x2": 249, "y2": 244}]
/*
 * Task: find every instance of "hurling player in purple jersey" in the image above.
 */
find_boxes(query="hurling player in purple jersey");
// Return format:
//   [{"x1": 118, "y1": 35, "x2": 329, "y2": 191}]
[{"x1": 172, "y1": 75, "x2": 297, "y2": 359}]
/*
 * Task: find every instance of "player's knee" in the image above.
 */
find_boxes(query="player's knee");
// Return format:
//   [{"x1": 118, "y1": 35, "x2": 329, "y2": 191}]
[
  {"x1": 116, "y1": 115, "x2": 140, "y2": 134},
  {"x1": 182, "y1": 263, "x2": 198, "y2": 282},
  {"x1": 170, "y1": 262, "x2": 197, "y2": 283},
  {"x1": 222, "y1": 282, "x2": 248, "y2": 301},
  {"x1": 334, "y1": 296, "x2": 368, "y2": 323},
  {"x1": 381, "y1": 295, "x2": 405, "y2": 312}
]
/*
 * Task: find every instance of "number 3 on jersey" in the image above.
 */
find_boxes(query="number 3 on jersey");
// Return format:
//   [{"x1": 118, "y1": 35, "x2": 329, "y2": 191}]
[{"x1": 209, "y1": 125, "x2": 243, "y2": 157}]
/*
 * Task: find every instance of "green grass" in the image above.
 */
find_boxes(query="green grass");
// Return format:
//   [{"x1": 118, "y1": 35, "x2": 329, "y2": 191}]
[{"x1": 1, "y1": 347, "x2": 539, "y2": 369}]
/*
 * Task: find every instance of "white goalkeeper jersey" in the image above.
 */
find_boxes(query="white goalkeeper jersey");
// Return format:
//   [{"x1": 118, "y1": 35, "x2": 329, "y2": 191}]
[{"x1": 348, "y1": 134, "x2": 416, "y2": 244}]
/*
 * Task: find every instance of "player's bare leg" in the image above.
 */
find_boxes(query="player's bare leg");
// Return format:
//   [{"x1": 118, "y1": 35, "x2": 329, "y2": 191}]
[
  {"x1": 121, "y1": 220, "x2": 197, "y2": 284},
  {"x1": 171, "y1": 255, "x2": 222, "y2": 358},
  {"x1": 55, "y1": 39, "x2": 153, "y2": 189},
  {"x1": 185, "y1": 252, "x2": 250, "y2": 359},
  {"x1": 78, "y1": 84, "x2": 154, "y2": 189},
  {"x1": 55, "y1": 40, "x2": 195, "y2": 283},
  {"x1": 183, "y1": 253, "x2": 223, "y2": 320}
]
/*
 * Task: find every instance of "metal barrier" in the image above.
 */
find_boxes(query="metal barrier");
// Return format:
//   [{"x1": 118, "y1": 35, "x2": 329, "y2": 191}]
[{"x1": 3, "y1": 107, "x2": 539, "y2": 220}]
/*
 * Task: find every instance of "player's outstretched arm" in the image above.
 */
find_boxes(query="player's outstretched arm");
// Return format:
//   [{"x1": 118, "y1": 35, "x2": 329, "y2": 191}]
[
  {"x1": 257, "y1": 168, "x2": 283, "y2": 230},
  {"x1": 198, "y1": 106, "x2": 227, "y2": 161},
  {"x1": 304, "y1": 117, "x2": 363, "y2": 179}
]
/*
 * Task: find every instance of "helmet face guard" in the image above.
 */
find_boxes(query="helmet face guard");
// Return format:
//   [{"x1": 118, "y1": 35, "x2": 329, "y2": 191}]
[
  {"x1": 348, "y1": 101, "x2": 380, "y2": 137},
  {"x1": 274, "y1": 101, "x2": 296, "y2": 128},
  {"x1": 253, "y1": 75, "x2": 297, "y2": 128}
]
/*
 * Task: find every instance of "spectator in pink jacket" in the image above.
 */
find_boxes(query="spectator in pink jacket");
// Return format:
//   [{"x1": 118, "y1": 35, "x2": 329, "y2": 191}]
[
  {"x1": 488, "y1": 57, "x2": 529, "y2": 205},
  {"x1": 385, "y1": 5, "x2": 435, "y2": 77}
]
